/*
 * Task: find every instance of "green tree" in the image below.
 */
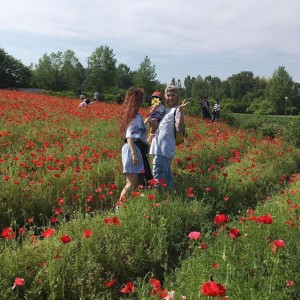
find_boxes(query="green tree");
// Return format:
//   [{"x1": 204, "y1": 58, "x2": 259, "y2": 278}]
[
  {"x1": 133, "y1": 56, "x2": 156, "y2": 99},
  {"x1": 116, "y1": 63, "x2": 133, "y2": 89},
  {"x1": 265, "y1": 66, "x2": 296, "y2": 114},
  {"x1": 61, "y1": 50, "x2": 85, "y2": 92},
  {"x1": 84, "y1": 45, "x2": 117, "y2": 93},
  {"x1": 183, "y1": 76, "x2": 194, "y2": 98},
  {"x1": 246, "y1": 98, "x2": 276, "y2": 115},
  {"x1": 0, "y1": 48, "x2": 32, "y2": 88},
  {"x1": 191, "y1": 76, "x2": 206, "y2": 99},
  {"x1": 34, "y1": 52, "x2": 66, "y2": 91},
  {"x1": 227, "y1": 71, "x2": 256, "y2": 101},
  {"x1": 204, "y1": 75, "x2": 222, "y2": 99}
]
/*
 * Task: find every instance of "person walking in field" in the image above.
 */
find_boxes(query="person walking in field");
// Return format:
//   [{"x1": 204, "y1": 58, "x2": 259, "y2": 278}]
[
  {"x1": 200, "y1": 96, "x2": 210, "y2": 119},
  {"x1": 118, "y1": 88, "x2": 152, "y2": 206},
  {"x1": 211, "y1": 99, "x2": 220, "y2": 122}
]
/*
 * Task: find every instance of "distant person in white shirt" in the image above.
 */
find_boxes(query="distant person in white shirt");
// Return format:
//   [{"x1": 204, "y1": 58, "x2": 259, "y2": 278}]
[{"x1": 211, "y1": 100, "x2": 220, "y2": 122}]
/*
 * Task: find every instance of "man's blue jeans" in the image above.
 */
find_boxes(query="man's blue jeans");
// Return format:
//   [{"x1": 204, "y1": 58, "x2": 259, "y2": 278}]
[{"x1": 152, "y1": 155, "x2": 174, "y2": 188}]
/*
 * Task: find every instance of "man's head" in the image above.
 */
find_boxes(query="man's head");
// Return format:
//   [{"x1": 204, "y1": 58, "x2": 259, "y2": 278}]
[{"x1": 164, "y1": 85, "x2": 179, "y2": 108}]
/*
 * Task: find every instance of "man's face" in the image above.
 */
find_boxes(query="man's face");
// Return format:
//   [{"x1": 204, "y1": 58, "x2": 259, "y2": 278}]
[{"x1": 165, "y1": 91, "x2": 178, "y2": 108}]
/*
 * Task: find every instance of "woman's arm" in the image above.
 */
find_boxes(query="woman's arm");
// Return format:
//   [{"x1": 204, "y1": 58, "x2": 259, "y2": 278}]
[{"x1": 127, "y1": 138, "x2": 139, "y2": 166}]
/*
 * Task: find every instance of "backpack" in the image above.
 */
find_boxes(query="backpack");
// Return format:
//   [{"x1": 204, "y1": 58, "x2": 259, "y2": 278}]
[{"x1": 174, "y1": 107, "x2": 185, "y2": 146}]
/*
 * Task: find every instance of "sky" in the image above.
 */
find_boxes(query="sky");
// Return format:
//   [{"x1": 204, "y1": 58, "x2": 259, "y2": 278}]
[{"x1": 1, "y1": 0, "x2": 300, "y2": 85}]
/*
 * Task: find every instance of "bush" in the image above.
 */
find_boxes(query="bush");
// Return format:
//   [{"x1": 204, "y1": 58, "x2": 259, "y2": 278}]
[{"x1": 285, "y1": 116, "x2": 300, "y2": 146}]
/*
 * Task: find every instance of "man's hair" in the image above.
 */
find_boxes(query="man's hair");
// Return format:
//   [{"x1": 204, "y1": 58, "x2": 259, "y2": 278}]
[{"x1": 165, "y1": 84, "x2": 178, "y2": 95}]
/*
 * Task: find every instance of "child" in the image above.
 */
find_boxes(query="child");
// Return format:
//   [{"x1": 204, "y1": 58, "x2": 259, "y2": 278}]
[{"x1": 145, "y1": 91, "x2": 165, "y2": 144}]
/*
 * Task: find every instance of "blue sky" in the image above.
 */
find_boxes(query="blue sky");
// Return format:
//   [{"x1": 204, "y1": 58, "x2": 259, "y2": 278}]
[{"x1": 1, "y1": 0, "x2": 300, "y2": 84}]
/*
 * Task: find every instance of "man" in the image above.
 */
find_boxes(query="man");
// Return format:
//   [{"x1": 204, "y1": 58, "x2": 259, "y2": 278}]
[
  {"x1": 149, "y1": 85, "x2": 188, "y2": 187},
  {"x1": 200, "y1": 96, "x2": 210, "y2": 119}
]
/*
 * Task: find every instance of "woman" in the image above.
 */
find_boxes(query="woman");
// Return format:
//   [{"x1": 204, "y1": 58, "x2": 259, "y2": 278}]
[{"x1": 119, "y1": 87, "x2": 152, "y2": 204}]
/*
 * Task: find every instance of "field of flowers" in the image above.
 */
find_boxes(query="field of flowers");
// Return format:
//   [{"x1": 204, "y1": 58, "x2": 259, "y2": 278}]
[{"x1": 1, "y1": 89, "x2": 300, "y2": 299}]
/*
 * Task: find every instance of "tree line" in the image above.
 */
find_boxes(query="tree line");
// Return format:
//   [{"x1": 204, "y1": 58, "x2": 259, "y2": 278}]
[{"x1": 1, "y1": 46, "x2": 299, "y2": 115}]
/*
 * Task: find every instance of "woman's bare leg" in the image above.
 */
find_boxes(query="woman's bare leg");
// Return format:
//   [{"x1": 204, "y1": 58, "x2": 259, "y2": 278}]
[{"x1": 119, "y1": 173, "x2": 142, "y2": 200}]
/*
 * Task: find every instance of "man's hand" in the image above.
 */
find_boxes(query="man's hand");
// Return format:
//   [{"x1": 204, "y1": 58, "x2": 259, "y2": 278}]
[{"x1": 179, "y1": 99, "x2": 190, "y2": 112}]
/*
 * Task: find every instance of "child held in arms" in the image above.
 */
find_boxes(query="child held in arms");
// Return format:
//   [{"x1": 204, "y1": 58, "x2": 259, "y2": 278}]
[{"x1": 145, "y1": 91, "x2": 165, "y2": 144}]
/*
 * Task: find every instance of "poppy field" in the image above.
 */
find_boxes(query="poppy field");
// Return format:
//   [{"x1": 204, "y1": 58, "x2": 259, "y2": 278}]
[{"x1": 1, "y1": 89, "x2": 300, "y2": 299}]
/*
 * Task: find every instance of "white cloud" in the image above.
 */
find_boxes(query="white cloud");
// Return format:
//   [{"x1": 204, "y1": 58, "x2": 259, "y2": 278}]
[{"x1": 1, "y1": 0, "x2": 300, "y2": 83}]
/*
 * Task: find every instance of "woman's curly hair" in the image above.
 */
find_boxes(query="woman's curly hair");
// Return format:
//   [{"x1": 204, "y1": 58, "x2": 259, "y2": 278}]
[{"x1": 119, "y1": 87, "x2": 145, "y2": 135}]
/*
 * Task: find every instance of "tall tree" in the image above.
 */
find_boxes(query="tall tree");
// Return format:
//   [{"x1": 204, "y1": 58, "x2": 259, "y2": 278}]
[
  {"x1": 116, "y1": 63, "x2": 133, "y2": 89},
  {"x1": 191, "y1": 76, "x2": 206, "y2": 99},
  {"x1": 33, "y1": 50, "x2": 84, "y2": 91},
  {"x1": 183, "y1": 75, "x2": 194, "y2": 98},
  {"x1": 61, "y1": 50, "x2": 85, "y2": 92},
  {"x1": 84, "y1": 45, "x2": 117, "y2": 93},
  {"x1": 227, "y1": 71, "x2": 256, "y2": 101},
  {"x1": 265, "y1": 66, "x2": 296, "y2": 114},
  {"x1": 0, "y1": 48, "x2": 32, "y2": 88},
  {"x1": 204, "y1": 76, "x2": 222, "y2": 99},
  {"x1": 133, "y1": 56, "x2": 156, "y2": 100}
]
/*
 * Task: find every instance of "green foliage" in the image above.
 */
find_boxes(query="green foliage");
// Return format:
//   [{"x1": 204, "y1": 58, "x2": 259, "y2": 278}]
[
  {"x1": 166, "y1": 178, "x2": 300, "y2": 300},
  {"x1": 0, "y1": 48, "x2": 32, "y2": 88},
  {"x1": 265, "y1": 66, "x2": 295, "y2": 115},
  {"x1": 133, "y1": 56, "x2": 157, "y2": 99},
  {"x1": 33, "y1": 51, "x2": 85, "y2": 92},
  {"x1": 84, "y1": 45, "x2": 117, "y2": 93},
  {"x1": 2, "y1": 90, "x2": 300, "y2": 299},
  {"x1": 42, "y1": 90, "x2": 77, "y2": 98},
  {"x1": 286, "y1": 116, "x2": 300, "y2": 146},
  {"x1": 246, "y1": 98, "x2": 277, "y2": 115}
]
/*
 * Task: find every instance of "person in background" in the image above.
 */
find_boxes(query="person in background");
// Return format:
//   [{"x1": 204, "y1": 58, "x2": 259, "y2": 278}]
[
  {"x1": 200, "y1": 96, "x2": 210, "y2": 119},
  {"x1": 78, "y1": 98, "x2": 91, "y2": 108},
  {"x1": 145, "y1": 90, "x2": 165, "y2": 144},
  {"x1": 93, "y1": 91, "x2": 100, "y2": 101},
  {"x1": 116, "y1": 93, "x2": 123, "y2": 104},
  {"x1": 118, "y1": 87, "x2": 152, "y2": 205},
  {"x1": 149, "y1": 85, "x2": 189, "y2": 187},
  {"x1": 211, "y1": 99, "x2": 220, "y2": 122}
]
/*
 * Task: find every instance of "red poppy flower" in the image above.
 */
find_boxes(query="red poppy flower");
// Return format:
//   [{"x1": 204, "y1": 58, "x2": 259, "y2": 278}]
[
  {"x1": 55, "y1": 208, "x2": 62, "y2": 215},
  {"x1": 273, "y1": 239, "x2": 285, "y2": 248},
  {"x1": 50, "y1": 216, "x2": 58, "y2": 223},
  {"x1": 286, "y1": 280, "x2": 294, "y2": 286},
  {"x1": 213, "y1": 214, "x2": 229, "y2": 225},
  {"x1": 83, "y1": 229, "x2": 92, "y2": 238},
  {"x1": 57, "y1": 198, "x2": 64, "y2": 205},
  {"x1": 12, "y1": 277, "x2": 25, "y2": 289},
  {"x1": 148, "y1": 195, "x2": 155, "y2": 201},
  {"x1": 149, "y1": 278, "x2": 161, "y2": 289},
  {"x1": 229, "y1": 228, "x2": 241, "y2": 239},
  {"x1": 188, "y1": 231, "x2": 201, "y2": 240},
  {"x1": 120, "y1": 282, "x2": 137, "y2": 293},
  {"x1": 131, "y1": 191, "x2": 140, "y2": 197},
  {"x1": 1, "y1": 227, "x2": 12, "y2": 238},
  {"x1": 60, "y1": 235, "x2": 72, "y2": 244},
  {"x1": 201, "y1": 280, "x2": 226, "y2": 297},
  {"x1": 199, "y1": 243, "x2": 207, "y2": 249},
  {"x1": 104, "y1": 216, "x2": 120, "y2": 226},
  {"x1": 105, "y1": 279, "x2": 116, "y2": 288},
  {"x1": 257, "y1": 213, "x2": 273, "y2": 224},
  {"x1": 41, "y1": 228, "x2": 55, "y2": 238}
]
